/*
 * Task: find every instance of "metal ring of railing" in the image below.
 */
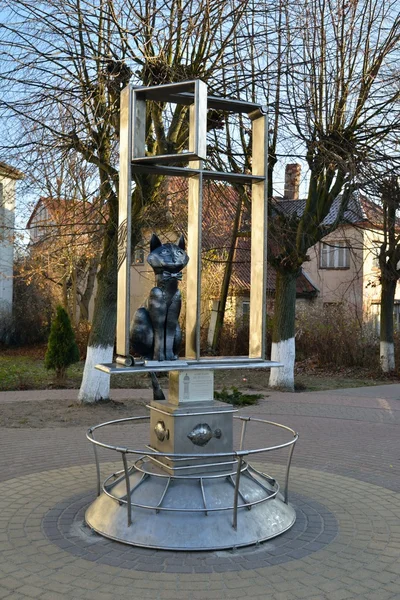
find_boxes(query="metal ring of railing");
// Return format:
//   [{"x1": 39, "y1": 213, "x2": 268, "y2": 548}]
[{"x1": 86, "y1": 414, "x2": 298, "y2": 529}]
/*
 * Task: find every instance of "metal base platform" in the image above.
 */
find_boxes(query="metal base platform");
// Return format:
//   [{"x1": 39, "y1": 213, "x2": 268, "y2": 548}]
[{"x1": 85, "y1": 458, "x2": 296, "y2": 551}]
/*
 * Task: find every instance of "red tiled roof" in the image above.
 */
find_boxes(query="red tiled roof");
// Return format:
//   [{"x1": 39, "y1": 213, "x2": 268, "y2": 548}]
[{"x1": 164, "y1": 179, "x2": 318, "y2": 297}]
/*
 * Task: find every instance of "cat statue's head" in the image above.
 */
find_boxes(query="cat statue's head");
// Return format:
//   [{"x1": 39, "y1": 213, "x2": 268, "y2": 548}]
[{"x1": 147, "y1": 233, "x2": 189, "y2": 274}]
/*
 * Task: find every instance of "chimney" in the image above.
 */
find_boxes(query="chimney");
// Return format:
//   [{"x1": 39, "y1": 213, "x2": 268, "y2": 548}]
[{"x1": 283, "y1": 164, "x2": 301, "y2": 199}]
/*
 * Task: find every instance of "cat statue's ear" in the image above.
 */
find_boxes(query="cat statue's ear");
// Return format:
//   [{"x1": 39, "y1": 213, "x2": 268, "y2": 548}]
[
  {"x1": 177, "y1": 234, "x2": 185, "y2": 251},
  {"x1": 150, "y1": 233, "x2": 162, "y2": 252}
]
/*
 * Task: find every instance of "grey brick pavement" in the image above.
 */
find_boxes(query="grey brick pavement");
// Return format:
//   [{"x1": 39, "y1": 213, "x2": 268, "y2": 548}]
[{"x1": 0, "y1": 384, "x2": 399, "y2": 599}]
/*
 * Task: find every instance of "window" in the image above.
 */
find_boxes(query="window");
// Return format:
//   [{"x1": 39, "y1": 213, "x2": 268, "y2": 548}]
[
  {"x1": 242, "y1": 301, "x2": 250, "y2": 326},
  {"x1": 369, "y1": 303, "x2": 400, "y2": 334},
  {"x1": 371, "y1": 241, "x2": 381, "y2": 270},
  {"x1": 320, "y1": 241, "x2": 350, "y2": 269},
  {"x1": 133, "y1": 246, "x2": 145, "y2": 265},
  {"x1": 370, "y1": 303, "x2": 380, "y2": 334},
  {"x1": 394, "y1": 303, "x2": 400, "y2": 331}
]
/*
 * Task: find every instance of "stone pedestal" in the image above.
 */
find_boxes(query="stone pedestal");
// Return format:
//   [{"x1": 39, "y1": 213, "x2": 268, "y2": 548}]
[{"x1": 148, "y1": 370, "x2": 235, "y2": 475}]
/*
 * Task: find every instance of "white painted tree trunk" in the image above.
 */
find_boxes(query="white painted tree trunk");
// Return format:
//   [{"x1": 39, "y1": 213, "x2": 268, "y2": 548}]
[
  {"x1": 78, "y1": 345, "x2": 113, "y2": 404},
  {"x1": 269, "y1": 337, "x2": 295, "y2": 391},
  {"x1": 380, "y1": 341, "x2": 395, "y2": 373}
]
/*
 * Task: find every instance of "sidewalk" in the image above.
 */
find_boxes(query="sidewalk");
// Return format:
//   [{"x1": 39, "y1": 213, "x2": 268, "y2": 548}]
[{"x1": 0, "y1": 384, "x2": 399, "y2": 599}]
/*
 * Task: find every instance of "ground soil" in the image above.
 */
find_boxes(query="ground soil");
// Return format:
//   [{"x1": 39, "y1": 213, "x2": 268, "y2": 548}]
[{"x1": 0, "y1": 397, "x2": 150, "y2": 429}]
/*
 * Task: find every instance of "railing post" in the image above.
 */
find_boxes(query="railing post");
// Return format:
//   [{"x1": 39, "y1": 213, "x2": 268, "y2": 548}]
[
  {"x1": 122, "y1": 452, "x2": 132, "y2": 526},
  {"x1": 232, "y1": 455, "x2": 243, "y2": 530},
  {"x1": 239, "y1": 417, "x2": 250, "y2": 451},
  {"x1": 284, "y1": 438, "x2": 297, "y2": 504}
]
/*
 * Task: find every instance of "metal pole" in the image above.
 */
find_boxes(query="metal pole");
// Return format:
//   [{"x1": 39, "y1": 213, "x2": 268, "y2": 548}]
[
  {"x1": 232, "y1": 455, "x2": 243, "y2": 530},
  {"x1": 284, "y1": 438, "x2": 297, "y2": 504},
  {"x1": 239, "y1": 417, "x2": 250, "y2": 451},
  {"x1": 89, "y1": 430, "x2": 101, "y2": 497},
  {"x1": 122, "y1": 452, "x2": 132, "y2": 526}
]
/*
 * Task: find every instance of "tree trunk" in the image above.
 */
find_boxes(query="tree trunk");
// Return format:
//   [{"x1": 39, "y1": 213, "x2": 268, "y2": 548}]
[
  {"x1": 380, "y1": 276, "x2": 396, "y2": 373},
  {"x1": 78, "y1": 201, "x2": 117, "y2": 404},
  {"x1": 269, "y1": 270, "x2": 297, "y2": 391},
  {"x1": 79, "y1": 255, "x2": 100, "y2": 322},
  {"x1": 211, "y1": 196, "x2": 242, "y2": 353}
]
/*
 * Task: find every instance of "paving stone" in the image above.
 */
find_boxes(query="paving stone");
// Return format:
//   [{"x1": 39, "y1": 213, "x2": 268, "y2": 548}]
[{"x1": 0, "y1": 386, "x2": 400, "y2": 599}]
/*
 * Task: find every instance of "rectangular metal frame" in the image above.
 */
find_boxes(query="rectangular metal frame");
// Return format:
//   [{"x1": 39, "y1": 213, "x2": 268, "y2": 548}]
[{"x1": 115, "y1": 80, "x2": 268, "y2": 363}]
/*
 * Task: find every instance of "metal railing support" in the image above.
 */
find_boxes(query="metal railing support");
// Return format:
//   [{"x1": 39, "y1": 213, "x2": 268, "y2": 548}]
[
  {"x1": 232, "y1": 455, "x2": 243, "y2": 530},
  {"x1": 122, "y1": 452, "x2": 132, "y2": 526}
]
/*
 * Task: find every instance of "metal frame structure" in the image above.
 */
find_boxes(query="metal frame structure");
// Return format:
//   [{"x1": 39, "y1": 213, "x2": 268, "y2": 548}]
[
  {"x1": 87, "y1": 80, "x2": 297, "y2": 551},
  {"x1": 116, "y1": 80, "x2": 269, "y2": 367}
]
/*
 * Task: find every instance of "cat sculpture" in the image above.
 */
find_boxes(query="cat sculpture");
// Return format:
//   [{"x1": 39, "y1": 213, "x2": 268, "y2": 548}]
[{"x1": 130, "y1": 233, "x2": 189, "y2": 362}]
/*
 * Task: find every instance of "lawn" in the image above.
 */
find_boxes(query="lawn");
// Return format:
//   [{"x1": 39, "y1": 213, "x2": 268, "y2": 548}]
[{"x1": 0, "y1": 347, "x2": 398, "y2": 392}]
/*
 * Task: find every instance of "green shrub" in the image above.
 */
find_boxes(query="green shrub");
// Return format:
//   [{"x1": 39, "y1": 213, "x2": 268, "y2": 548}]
[
  {"x1": 214, "y1": 386, "x2": 263, "y2": 406},
  {"x1": 44, "y1": 306, "x2": 80, "y2": 381}
]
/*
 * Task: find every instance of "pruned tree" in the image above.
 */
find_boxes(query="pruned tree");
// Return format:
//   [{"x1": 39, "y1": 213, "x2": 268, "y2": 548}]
[
  {"x1": 261, "y1": 0, "x2": 400, "y2": 389},
  {"x1": 375, "y1": 176, "x2": 400, "y2": 372},
  {"x1": 0, "y1": 0, "x2": 251, "y2": 402}
]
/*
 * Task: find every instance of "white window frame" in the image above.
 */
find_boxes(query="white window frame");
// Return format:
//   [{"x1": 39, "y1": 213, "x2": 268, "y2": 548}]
[{"x1": 320, "y1": 240, "x2": 350, "y2": 269}]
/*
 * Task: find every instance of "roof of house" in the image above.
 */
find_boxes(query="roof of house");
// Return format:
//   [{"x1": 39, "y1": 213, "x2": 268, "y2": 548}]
[
  {"x1": 273, "y1": 192, "x2": 394, "y2": 232},
  {"x1": 26, "y1": 196, "x2": 105, "y2": 232},
  {"x1": 272, "y1": 193, "x2": 365, "y2": 226},
  {"x1": 162, "y1": 180, "x2": 319, "y2": 298},
  {"x1": 0, "y1": 161, "x2": 24, "y2": 180}
]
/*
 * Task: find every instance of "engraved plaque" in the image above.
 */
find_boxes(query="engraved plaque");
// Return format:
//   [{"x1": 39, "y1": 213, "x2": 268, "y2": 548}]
[{"x1": 169, "y1": 369, "x2": 214, "y2": 404}]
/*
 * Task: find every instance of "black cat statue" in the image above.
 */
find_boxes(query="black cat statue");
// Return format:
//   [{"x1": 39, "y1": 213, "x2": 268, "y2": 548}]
[{"x1": 130, "y1": 233, "x2": 189, "y2": 362}]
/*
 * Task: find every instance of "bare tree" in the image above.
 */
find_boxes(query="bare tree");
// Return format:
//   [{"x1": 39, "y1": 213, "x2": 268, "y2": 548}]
[
  {"x1": 373, "y1": 176, "x2": 400, "y2": 372},
  {"x1": 0, "y1": 0, "x2": 251, "y2": 401},
  {"x1": 261, "y1": 0, "x2": 400, "y2": 389}
]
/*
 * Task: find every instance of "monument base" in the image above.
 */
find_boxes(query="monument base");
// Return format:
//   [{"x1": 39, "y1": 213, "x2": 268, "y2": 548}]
[{"x1": 85, "y1": 459, "x2": 296, "y2": 550}]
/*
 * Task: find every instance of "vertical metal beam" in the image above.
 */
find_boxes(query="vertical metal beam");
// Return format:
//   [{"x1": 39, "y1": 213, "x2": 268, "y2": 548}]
[
  {"x1": 189, "y1": 80, "x2": 207, "y2": 160},
  {"x1": 185, "y1": 99, "x2": 205, "y2": 359},
  {"x1": 116, "y1": 86, "x2": 146, "y2": 359},
  {"x1": 116, "y1": 85, "x2": 133, "y2": 359},
  {"x1": 122, "y1": 452, "x2": 132, "y2": 526},
  {"x1": 232, "y1": 455, "x2": 243, "y2": 530},
  {"x1": 249, "y1": 109, "x2": 268, "y2": 359}
]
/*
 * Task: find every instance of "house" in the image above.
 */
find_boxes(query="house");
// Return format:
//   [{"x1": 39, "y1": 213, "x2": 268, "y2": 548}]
[
  {"x1": 26, "y1": 169, "x2": 395, "y2": 338},
  {"x1": 0, "y1": 161, "x2": 24, "y2": 319},
  {"x1": 277, "y1": 164, "x2": 400, "y2": 331}
]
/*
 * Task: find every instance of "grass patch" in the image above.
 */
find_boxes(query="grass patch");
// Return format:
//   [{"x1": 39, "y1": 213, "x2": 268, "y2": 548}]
[
  {"x1": 0, "y1": 353, "x2": 150, "y2": 391},
  {"x1": 214, "y1": 386, "x2": 264, "y2": 406},
  {"x1": 1, "y1": 348, "x2": 399, "y2": 393}
]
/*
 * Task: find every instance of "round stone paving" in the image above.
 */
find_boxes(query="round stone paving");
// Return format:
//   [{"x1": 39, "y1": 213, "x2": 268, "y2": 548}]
[
  {"x1": 42, "y1": 488, "x2": 338, "y2": 572},
  {"x1": 1, "y1": 462, "x2": 400, "y2": 599}
]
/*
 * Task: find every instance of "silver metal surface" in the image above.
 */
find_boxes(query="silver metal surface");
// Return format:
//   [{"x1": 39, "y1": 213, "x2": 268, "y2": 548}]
[
  {"x1": 115, "y1": 79, "x2": 272, "y2": 365},
  {"x1": 132, "y1": 163, "x2": 264, "y2": 184},
  {"x1": 187, "y1": 424, "x2": 222, "y2": 446},
  {"x1": 131, "y1": 163, "x2": 265, "y2": 183},
  {"x1": 85, "y1": 460, "x2": 295, "y2": 550},
  {"x1": 95, "y1": 359, "x2": 283, "y2": 375},
  {"x1": 249, "y1": 109, "x2": 268, "y2": 359},
  {"x1": 122, "y1": 453, "x2": 132, "y2": 526},
  {"x1": 116, "y1": 84, "x2": 133, "y2": 359},
  {"x1": 86, "y1": 415, "x2": 298, "y2": 550},
  {"x1": 88, "y1": 81, "x2": 296, "y2": 551}
]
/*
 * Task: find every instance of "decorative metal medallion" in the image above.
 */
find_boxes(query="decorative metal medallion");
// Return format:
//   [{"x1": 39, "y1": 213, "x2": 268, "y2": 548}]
[
  {"x1": 187, "y1": 423, "x2": 222, "y2": 447},
  {"x1": 117, "y1": 218, "x2": 128, "y2": 270},
  {"x1": 154, "y1": 420, "x2": 169, "y2": 442}
]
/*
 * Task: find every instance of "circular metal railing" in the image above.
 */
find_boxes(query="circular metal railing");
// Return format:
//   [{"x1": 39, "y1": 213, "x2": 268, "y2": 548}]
[{"x1": 87, "y1": 415, "x2": 298, "y2": 530}]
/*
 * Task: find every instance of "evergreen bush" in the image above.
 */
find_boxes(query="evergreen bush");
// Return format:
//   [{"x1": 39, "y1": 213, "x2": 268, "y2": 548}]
[{"x1": 44, "y1": 306, "x2": 80, "y2": 381}]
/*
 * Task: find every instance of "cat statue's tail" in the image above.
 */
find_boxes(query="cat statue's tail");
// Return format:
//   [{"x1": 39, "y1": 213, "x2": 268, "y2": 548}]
[{"x1": 149, "y1": 372, "x2": 165, "y2": 400}]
